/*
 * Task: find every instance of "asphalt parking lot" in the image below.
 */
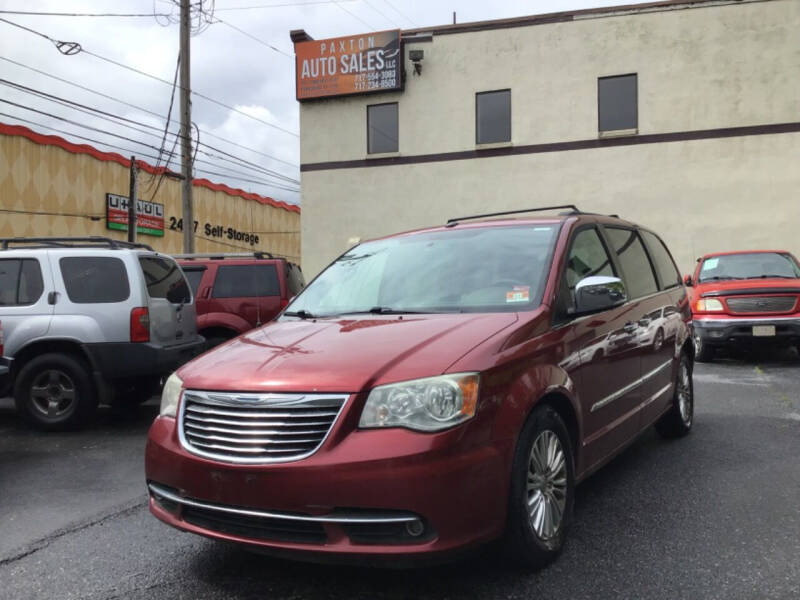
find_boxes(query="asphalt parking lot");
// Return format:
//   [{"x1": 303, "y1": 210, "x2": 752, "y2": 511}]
[{"x1": 1, "y1": 351, "x2": 798, "y2": 600}]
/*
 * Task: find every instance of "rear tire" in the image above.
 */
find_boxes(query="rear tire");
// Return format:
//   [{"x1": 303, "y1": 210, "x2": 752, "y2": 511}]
[
  {"x1": 694, "y1": 334, "x2": 714, "y2": 363},
  {"x1": 504, "y1": 405, "x2": 575, "y2": 571},
  {"x1": 655, "y1": 353, "x2": 693, "y2": 438},
  {"x1": 13, "y1": 353, "x2": 98, "y2": 430}
]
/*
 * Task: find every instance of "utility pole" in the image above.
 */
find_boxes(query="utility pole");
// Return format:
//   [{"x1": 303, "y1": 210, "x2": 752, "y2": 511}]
[
  {"x1": 127, "y1": 156, "x2": 138, "y2": 243},
  {"x1": 180, "y1": 0, "x2": 195, "y2": 253}
]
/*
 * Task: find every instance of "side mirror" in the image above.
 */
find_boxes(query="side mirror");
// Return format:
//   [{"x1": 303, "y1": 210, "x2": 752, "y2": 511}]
[
  {"x1": 574, "y1": 276, "x2": 627, "y2": 315},
  {"x1": 683, "y1": 274, "x2": 693, "y2": 287}
]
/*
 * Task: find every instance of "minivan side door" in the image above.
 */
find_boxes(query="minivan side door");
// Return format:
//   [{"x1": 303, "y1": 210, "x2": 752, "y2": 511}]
[
  {"x1": 0, "y1": 254, "x2": 53, "y2": 355},
  {"x1": 554, "y1": 226, "x2": 643, "y2": 469},
  {"x1": 602, "y1": 226, "x2": 675, "y2": 431}
]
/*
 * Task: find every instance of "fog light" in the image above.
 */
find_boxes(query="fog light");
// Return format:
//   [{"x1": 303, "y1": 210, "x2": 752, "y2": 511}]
[
  {"x1": 710, "y1": 330, "x2": 724, "y2": 338},
  {"x1": 405, "y1": 519, "x2": 425, "y2": 537}
]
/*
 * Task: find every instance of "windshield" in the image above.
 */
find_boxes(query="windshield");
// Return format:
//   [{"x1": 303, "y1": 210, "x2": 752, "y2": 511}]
[
  {"x1": 285, "y1": 224, "x2": 560, "y2": 317},
  {"x1": 698, "y1": 252, "x2": 800, "y2": 283}
]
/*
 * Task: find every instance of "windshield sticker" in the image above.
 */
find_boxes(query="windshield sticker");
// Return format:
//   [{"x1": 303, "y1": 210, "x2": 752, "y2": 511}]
[
  {"x1": 506, "y1": 286, "x2": 530, "y2": 303},
  {"x1": 702, "y1": 258, "x2": 719, "y2": 271}
]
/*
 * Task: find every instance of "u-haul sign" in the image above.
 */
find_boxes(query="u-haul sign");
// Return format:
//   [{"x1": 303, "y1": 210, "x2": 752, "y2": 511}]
[{"x1": 106, "y1": 193, "x2": 165, "y2": 237}]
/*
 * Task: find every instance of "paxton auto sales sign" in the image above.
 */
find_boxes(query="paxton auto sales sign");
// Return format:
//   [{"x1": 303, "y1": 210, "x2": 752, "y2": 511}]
[
  {"x1": 106, "y1": 193, "x2": 165, "y2": 237},
  {"x1": 294, "y1": 29, "x2": 402, "y2": 100}
]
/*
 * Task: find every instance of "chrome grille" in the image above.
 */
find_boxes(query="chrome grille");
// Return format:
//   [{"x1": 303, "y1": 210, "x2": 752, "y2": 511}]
[
  {"x1": 727, "y1": 296, "x2": 797, "y2": 314},
  {"x1": 179, "y1": 391, "x2": 348, "y2": 464}
]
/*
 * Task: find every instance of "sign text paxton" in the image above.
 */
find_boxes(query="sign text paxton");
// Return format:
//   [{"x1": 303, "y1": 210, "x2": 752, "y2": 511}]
[
  {"x1": 294, "y1": 29, "x2": 401, "y2": 100},
  {"x1": 106, "y1": 193, "x2": 164, "y2": 237}
]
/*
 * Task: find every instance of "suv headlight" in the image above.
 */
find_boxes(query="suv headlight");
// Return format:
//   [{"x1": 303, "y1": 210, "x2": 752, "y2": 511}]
[
  {"x1": 359, "y1": 373, "x2": 480, "y2": 432},
  {"x1": 160, "y1": 372, "x2": 183, "y2": 417},
  {"x1": 696, "y1": 298, "x2": 724, "y2": 312}
]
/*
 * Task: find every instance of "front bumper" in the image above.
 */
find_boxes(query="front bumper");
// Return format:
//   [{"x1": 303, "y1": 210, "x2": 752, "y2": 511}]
[
  {"x1": 82, "y1": 338, "x2": 204, "y2": 380},
  {"x1": 693, "y1": 316, "x2": 800, "y2": 346},
  {"x1": 144, "y1": 415, "x2": 507, "y2": 564}
]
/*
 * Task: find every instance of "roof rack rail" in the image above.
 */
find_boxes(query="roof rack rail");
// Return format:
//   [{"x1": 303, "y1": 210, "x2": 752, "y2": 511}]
[
  {"x1": 0, "y1": 236, "x2": 154, "y2": 251},
  {"x1": 172, "y1": 251, "x2": 276, "y2": 260},
  {"x1": 445, "y1": 205, "x2": 580, "y2": 226}
]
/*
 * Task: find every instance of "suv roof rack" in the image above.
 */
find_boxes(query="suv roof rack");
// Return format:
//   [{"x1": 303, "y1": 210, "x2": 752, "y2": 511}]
[
  {"x1": 173, "y1": 252, "x2": 276, "y2": 260},
  {"x1": 445, "y1": 205, "x2": 581, "y2": 226},
  {"x1": 0, "y1": 236, "x2": 154, "y2": 251}
]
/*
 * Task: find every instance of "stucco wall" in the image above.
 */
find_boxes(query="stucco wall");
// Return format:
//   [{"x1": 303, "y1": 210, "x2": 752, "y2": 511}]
[
  {"x1": 0, "y1": 130, "x2": 301, "y2": 262},
  {"x1": 298, "y1": 0, "x2": 800, "y2": 276}
]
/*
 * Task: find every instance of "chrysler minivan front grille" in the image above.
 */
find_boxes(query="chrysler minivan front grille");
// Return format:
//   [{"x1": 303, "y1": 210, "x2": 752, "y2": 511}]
[{"x1": 179, "y1": 391, "x2": 347, "y2": 464}]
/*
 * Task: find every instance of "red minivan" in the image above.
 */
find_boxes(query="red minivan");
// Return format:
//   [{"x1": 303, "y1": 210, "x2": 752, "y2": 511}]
[{"x1": 146, "y1": 207, "x2": 694, "y2": 570}]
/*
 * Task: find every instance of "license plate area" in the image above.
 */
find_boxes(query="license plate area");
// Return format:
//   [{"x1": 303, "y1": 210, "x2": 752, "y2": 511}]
[{"x1": 752, "y1": 325, "x2": 776, "y2": 337}]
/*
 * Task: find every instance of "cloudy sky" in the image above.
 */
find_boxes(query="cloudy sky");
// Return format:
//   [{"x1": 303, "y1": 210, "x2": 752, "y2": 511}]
[{"x1": 0, "y1": 0, "x2": 648, "y2": 205}]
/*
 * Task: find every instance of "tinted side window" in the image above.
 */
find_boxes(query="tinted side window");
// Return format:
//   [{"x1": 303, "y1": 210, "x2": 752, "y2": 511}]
[
  {"x1": 60, "y1": 257, "x2": 130, "y2": 303},
  {"x1": 641, "y1": 230, "x2": 681, "y2": 290},
  {"x1": 605, "y1": 228, "x2": 658, "y2": 299},
  {"x1": 139, "y1": 257, "x2": 191, "y2": 303},
  {"x1": 212, "y1": 265, "x2": 280, "y2": 298},
  {"x1": 556, "y1": 228, "x2": 616, "y2": 318},
  {"x1": 286, "y1": 264, "x2": 305, "y2": 297},
  {"x1": 182, "y1": 268, "x2": 205, "y2": 295},
  {"x1": 19, "y1": 259, "x2": 44, "y2": 304},
  {"x1": 0, "y1": 259, "x2": 22, "y2": 306}
]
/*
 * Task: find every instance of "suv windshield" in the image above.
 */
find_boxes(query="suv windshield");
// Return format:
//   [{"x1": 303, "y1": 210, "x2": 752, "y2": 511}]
[
  {"x1": 286, "y1": 224, "x2": 559, "y2": 317},
  {"x1": 698, "y1": 252, "x2": 800, "y2": 282}
]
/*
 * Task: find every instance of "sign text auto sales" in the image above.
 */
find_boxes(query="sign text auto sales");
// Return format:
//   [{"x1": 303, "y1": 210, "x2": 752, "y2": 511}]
[{"x1": 294, "y1": 29, "x2": 402, "y2": 100}]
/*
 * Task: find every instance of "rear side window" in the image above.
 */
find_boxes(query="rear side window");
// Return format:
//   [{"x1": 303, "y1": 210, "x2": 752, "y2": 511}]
[
  {"x1": 212, "y1": 265, "x2": 280, "y2": 298},
  {"x1": 604, "y1": 228, "x2": 658, "y2": 299},
  {"x1": 0, "y1": 259, "x2": 44, "y2": 306},
  {"x1": 286, "y1": 264, "x2": 305, "y2": 297},
  {"x1": 181, "y1": 268, "x2": 205, "y2": 296},
  {"x1": 139, "y1": 257, "x2": 191, "y2": 304},
  {"x1": 641, "y1": 231, "x2": 681, "y2": 290},
  {"x1": 60, "y1": 257, "x2": 130, "y2": 303}
]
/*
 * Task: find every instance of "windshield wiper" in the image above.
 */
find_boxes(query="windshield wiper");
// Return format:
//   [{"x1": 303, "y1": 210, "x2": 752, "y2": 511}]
[
  {"x1": 747, "y1": 274, "x2": 796, "y2": 279},
  {"x1": 699, "y1": 276, "x2": 743, "y2": 282},
  {"x1": 283, "y1": 309, "x2": 316, "y2": 319}
]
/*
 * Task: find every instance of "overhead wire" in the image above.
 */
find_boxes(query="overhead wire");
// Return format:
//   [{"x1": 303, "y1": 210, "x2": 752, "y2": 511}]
[
  {"x1": 0, "y1": 56, "x2": 299, "y2": 169},
  {"x1": 0, "y1": 10, "x2": 172, "y2": 18},
  {"x1": 380, "y1": 0, "x2": 418, "y2": 27},
  {"x1": 0, "y1": 17, "x2": 299, "y2": 138},
  {"x1": 331, "y1": 1, "x2": 377, "y2": 30}
]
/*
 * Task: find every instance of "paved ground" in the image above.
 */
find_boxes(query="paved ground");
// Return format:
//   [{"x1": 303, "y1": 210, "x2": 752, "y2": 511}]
[{"x1": 1, "y1": 350, "x2": 799, "y2": 600}]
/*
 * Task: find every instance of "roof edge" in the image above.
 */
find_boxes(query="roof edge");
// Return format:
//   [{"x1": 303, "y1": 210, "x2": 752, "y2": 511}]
[{"x1": 0, "y1": 122, "x2": 300, "y2": 215}]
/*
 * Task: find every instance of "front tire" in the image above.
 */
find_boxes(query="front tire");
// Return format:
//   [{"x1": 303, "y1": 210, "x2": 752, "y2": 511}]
[
  {"x1": 13, "y1": 353, "x2": 98, "y2": 430},
  {"x1": 694, "y1": 334, "x2": 714, "y2": 362},
  {"x1": 505, "y1": 405, "x2": 575, "y2": 571},
  {"x1": 655, "y1": 353, "x2": 693, "y2": 438}
]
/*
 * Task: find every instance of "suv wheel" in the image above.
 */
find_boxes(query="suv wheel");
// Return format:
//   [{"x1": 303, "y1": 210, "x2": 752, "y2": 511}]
[
  {"x1": 505, "y1": 405, "x2": 575, "y2": 570},
  {"x1": 14, "y1": 353, "x2": 98, "y2": 430},
  {"x1": 694, "y1": 335, "x2": 714, "y2": 362},
  {"x1": 655, "y1": 353, "x2": 694, "y2": 438}
]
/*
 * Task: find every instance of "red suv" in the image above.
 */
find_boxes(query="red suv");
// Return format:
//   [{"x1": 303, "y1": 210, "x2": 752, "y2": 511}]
[
  {"x1": 177, "y1": 253, "x2": 305, "y2": 348},
  {"x1": 686, "y1": 250, "x2": 800, "y2": 362},
  {"x1": 147, "y1": 207, "x2": 694, "y2": 570}
]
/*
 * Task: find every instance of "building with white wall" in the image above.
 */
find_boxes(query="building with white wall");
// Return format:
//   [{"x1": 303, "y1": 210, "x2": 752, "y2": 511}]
[{"x1": 293, "y1": 0, "x2": 800, "y2": 277}]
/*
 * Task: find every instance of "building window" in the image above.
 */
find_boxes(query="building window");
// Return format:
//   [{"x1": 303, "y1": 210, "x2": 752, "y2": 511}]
[
  {"x1": 367, "y1": 103, "x2": 398, "y2": 154},
  {"x1": 476, "y1": 90, "x2": 511, "y2": 144},
  {"x1": 598, "y1": 74, "x2": 637, "y2": 133}
]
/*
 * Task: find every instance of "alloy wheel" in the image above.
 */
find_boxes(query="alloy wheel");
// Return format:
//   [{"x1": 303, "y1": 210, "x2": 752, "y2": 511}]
[
  {"x1": 526, "y1": 430, "x2": 568, "y2": 540},
  {"x1": 677, "y1": 360, "x2": 693, "y2": 426},
  {"x1": 30, "y1": 369, "x2": 76, "y2": 419}
]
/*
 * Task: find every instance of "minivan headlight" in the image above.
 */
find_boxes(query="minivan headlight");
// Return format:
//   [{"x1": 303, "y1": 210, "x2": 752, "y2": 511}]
[
  {"x1": 160, "y1": 372, "x2": 183, "y2": 417},
  {"x1": 696, "y1": 298, "x2": 724, "y2": 312},
  {"x1": 359, "y1": 373, "x2": 480, "y2": 432}
]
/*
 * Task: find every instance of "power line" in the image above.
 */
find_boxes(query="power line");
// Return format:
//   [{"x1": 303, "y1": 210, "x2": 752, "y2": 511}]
[
  {"x1": 331, "y1": 1, "x2": 377, "y2": 30},
  {"x1": 380, "y1": 0, "x2": 418, "y2": 27},
  {"x1": 211, "y1": 16, "x2": 293, "y2": 58},
  {"x1": 0, "y1": 17, "x2": 299, "y2": 138},
  {"x1": 0, "y1": 10, "x2": 171, "y2": 18},
  {"x1": 214, "y1": 1, "x2": 358, "y2": 11},
  {"x1": 360, "y1": 0, "x2": 401, "y2": 28},
  {"x1": 0, "y1": 77, "x2": 299, "y2": 184},
  {"x1": 0, "y1": 56, "x2": 299, "y2": 168}
]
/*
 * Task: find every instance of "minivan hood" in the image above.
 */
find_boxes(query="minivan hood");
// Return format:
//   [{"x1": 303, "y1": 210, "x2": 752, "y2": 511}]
[{"x1": 178, "y1": 313, "x2": 519, "y2": 393}]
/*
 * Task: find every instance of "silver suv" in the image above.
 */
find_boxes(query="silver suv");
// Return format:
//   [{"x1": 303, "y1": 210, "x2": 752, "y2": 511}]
[{"x1": 0, "y1": 237, "x2": 204, "y2": 429}]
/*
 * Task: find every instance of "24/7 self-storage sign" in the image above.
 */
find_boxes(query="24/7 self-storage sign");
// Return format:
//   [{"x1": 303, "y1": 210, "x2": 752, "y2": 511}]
[
  {"x1": 106, "y1": 193, "x2": 165, "y2": 237},
  {"x1": 294, "y1": 30, "x2": 402, "y2": 100}
]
